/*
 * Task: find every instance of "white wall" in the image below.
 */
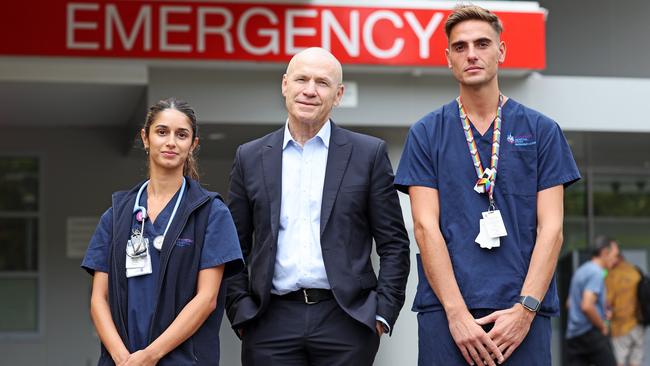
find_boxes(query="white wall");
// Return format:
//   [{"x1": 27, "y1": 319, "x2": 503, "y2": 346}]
[{"x1": 540, "y1": 0, "x2": 650, "y2": 79}]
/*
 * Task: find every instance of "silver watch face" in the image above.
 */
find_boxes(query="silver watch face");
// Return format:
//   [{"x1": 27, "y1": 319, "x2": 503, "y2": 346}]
[{"x1": 522, "y1": 296, "x2": 540, "y2": 311}]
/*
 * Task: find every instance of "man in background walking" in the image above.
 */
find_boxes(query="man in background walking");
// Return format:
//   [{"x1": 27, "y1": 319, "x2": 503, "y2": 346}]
[{"x1": 566, "y1": 235, "x2": 620, "y2": 366}]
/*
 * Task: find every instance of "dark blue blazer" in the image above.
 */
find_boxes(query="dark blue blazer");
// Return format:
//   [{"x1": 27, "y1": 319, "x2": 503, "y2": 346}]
[{"x1": 225, "y1": 122, "x2": 410, "y2": 333}]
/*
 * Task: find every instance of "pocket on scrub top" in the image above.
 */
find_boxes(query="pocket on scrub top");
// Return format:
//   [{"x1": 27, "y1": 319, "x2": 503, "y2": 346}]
[{"x1": 500, "y1": 150, "x2": 538, "y2": 196}]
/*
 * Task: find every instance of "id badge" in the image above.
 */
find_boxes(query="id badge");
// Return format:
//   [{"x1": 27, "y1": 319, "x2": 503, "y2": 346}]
[
  {"x1": 126, "y1": 247, "x2": 152, "y2": 278},
  {"x1": 125, "y1": 237, "x2": 149, "y2": 268},
  {"x1": 126, "y1": 254, "x2": 145, "y2": 269},
  {"x1": 475, "y1": 219, "x2": 500, "y2": 249},
  {"x1": 482, "y1": 210, "x2": 508, "y2": 238}
]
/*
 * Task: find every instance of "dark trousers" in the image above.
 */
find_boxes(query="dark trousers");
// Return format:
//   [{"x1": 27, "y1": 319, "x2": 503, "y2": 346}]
[
  {"x1": 241, "y1": 296, "x2": 380, "y2": 366},
  {"x1": 418, "y1": 309, "x2": 552, "y2": 366},
  {"x1": 566, "y1": 328, "x2": 616, "y2": 366}
]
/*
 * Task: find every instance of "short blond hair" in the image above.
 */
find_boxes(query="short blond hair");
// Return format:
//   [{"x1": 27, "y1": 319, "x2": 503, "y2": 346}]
[{"x1": 445, "y1": 5, "x2": 503, "y2": 39}]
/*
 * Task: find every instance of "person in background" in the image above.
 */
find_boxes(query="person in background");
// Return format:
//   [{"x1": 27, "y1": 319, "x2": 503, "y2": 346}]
[
  {"x1": 606, "y1": 249, "x2": 645, "y2": 366},
  {"x1": 566, "y1": 235, "x2": 619, "y2": 366}
]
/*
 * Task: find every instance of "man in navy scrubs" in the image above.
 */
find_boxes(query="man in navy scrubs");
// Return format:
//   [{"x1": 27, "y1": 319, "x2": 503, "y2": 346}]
[{"x1": 395, "y1": 5, "x2": 580, "y2": 366}]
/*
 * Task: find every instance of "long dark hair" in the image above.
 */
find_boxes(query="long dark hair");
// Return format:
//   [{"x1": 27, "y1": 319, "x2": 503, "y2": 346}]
[{"x1": 144, "y1": 97, "x2": 199, "y2": 180}]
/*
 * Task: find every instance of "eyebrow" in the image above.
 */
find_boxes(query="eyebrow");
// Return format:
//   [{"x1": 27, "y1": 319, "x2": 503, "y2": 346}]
[
  {"x1": 450, "y1": 37, "x2": 493, "y2": 48},
  {"x1": 154, "y1": 124, "x2": 190, "y2": 132},
  {"x1": 293, "y1": 73, "x2": 335, "y2": 83},
  {"x1": 450, "y1": 40, "x2": 467, "y2": 48}
]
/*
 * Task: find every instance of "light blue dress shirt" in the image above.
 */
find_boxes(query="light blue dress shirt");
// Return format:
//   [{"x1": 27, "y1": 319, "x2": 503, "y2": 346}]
[
  {"x1": 272, "y1": 120, "x2": 332, "y2": 295},
  {"x1": 271, "y1": 120, "x2": 389, "y2": 333}
]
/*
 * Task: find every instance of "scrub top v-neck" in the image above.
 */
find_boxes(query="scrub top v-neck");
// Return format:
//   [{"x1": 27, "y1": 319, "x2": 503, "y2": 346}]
[{"x1": 126, "y1": 187, "x2": 178, "y2": 351}]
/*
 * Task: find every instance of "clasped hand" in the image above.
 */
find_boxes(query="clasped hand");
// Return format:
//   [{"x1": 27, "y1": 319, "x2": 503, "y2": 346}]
[
  {"x1": 115, "y1": 349, "x2": 159, "y2": 366},
  {"x1": 448, "y1": 304, "x2": 534, "y2": 365}
]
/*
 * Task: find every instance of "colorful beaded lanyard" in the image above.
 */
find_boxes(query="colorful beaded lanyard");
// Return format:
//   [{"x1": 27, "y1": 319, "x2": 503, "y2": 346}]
[{"x1": 456, "y1": 94, "x2": 504, "y2": 207}]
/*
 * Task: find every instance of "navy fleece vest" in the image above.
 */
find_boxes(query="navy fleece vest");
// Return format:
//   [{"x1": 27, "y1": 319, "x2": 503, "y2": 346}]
[{"x1": 99, "y1": 178, "x2": 221, "y2": 366}]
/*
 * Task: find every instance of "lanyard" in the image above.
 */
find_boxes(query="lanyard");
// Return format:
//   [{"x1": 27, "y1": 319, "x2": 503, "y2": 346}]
[
  {"x1": 133, "y1": 178, "x2": 187, "y2": 242},
  {"x1": 457, "y1": 94, "x2": 503, "y2": 206}
]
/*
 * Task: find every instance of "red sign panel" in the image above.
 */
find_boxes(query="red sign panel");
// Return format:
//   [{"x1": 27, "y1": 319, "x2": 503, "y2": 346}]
[{"x1": 0, "y1": 1, "x2": 546, "y2": 69}]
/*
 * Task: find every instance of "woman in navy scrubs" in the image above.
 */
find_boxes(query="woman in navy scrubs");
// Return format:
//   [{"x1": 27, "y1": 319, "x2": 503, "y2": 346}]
[{"x1": 82, "y1": 98, "x2": 243, "y2": 366}]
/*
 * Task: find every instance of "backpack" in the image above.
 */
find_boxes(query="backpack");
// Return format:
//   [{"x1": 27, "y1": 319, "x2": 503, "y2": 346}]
[{"x1": 636, "y1": 267, "x2": 650, "y2": 326}]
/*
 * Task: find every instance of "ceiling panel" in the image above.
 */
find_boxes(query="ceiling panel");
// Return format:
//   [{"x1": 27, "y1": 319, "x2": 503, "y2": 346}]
[{"x1": 0, "y1": 82, "x2": 145, "y2": 127}]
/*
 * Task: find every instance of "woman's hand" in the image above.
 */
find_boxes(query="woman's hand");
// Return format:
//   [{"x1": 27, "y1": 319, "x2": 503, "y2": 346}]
[
  {"x1": 122, "y1": 349, "x2": 160, "y2": 366},
  {"x1": 112, "y1": 350, "x2": 130, "y2": 365}
]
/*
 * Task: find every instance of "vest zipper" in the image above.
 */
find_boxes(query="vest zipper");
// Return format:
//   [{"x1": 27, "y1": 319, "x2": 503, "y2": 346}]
[{"x1": 147, "y1": 195, "x2": 211, "y2": 343}]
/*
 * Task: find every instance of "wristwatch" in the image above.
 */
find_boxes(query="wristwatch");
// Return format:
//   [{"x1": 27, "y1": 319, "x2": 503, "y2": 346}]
[{"x1": 518, "y1": 295, "x2": 541, "y2": 312}]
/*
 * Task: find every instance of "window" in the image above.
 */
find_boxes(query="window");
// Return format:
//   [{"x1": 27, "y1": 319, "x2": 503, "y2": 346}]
[
  {"x1": 563, "y1": 179, "x2": 588, "y2": 252},
  {"x1": 593, "y1": 173, "x2": 650, "y2": 248},
  {"x1": 559, "y1": 131, "x2": 650, "y2": 254},
  {"x1": 0, "y1": 157, "x2": 39, "y2": 333}
]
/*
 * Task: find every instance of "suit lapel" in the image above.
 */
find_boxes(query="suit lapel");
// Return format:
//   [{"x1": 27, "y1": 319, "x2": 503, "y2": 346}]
[
  {"x1": 320, "y1": 122, "x2": 351, "y2": 236},
  {"x1": 262, "y1": 129, "x2": 284, "y2": 241}
]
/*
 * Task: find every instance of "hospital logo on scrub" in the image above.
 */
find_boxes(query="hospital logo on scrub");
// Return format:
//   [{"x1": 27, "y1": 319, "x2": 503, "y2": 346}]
[
  {"x1": 176, "y1": 238, "x2": 193, "y2": 247},
  {"x1": 506, "y1": 133, "x2": 536, "y2": 147}
]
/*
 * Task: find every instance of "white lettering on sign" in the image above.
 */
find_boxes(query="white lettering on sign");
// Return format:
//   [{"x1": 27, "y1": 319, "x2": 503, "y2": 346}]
[
  {"x1": 322, "y1": 9, "x2": 360, "y2": 57},
  {"x1": 197, "y1": 7, "x2": 233, "y2": 53},
  {"x1": 105, "y1": 4, "x2": 151, "y2": 51},
  {"x1": 64, "y1": 3, "x2": 447, "y2": 60},
  {"x1": 238, "y1": 7, "x2": 279, "y2": 56},
  {"x1": 404, "y1": 11, "x2": 443, "y2": 59},
  {"x1": 363, "y1": 10, "x2": 404, "y2": 59},
  {"x1": 160, "y1": 6, "x2": 192, "y2": 52},
  {"x1": 285, "y1": 9, "x2": 317, "y2": 55},
  {"x1": 67, "y1": 3, "x2": 100, "y2": 50}
]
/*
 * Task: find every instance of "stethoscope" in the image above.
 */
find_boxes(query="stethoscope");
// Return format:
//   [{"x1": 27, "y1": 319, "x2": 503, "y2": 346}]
[{"x1": 127, "y1": 178, "x2": 186, "y2": 257}]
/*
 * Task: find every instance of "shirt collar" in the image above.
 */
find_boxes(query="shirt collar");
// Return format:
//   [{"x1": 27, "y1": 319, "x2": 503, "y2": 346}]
[{"x1": 282, "y1": 119, "x2": 331, "y2": 150}]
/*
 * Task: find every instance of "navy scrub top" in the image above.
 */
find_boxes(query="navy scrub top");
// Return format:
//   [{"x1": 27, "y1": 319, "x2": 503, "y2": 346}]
[
  {"x1": 395, "y1": 98, "x2": 580, "y2": 316},
  {"x1": 82, "y1": 188, "x2": 244, "y2": 351}
]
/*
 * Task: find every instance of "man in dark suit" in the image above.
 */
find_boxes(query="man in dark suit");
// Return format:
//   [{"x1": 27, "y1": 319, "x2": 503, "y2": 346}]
[{"x1": 225, "y1": 47, "x2": 410, "y2": 366}]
